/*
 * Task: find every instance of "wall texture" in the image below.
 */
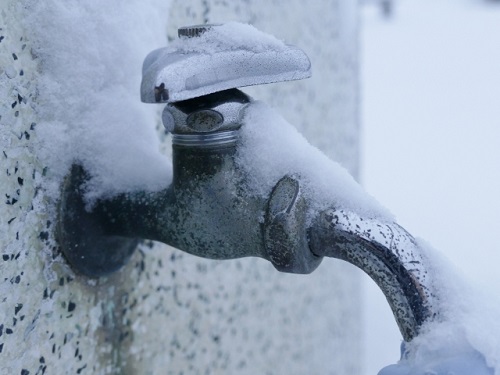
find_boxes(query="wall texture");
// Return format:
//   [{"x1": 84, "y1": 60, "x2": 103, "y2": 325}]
[{"x1": 0, "y1": 1, "x2": 360, "y2": 374}]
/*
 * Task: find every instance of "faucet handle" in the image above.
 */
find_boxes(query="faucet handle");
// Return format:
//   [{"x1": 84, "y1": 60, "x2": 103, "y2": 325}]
[{"x1": 141, "y1": 22, "x2": 312, "y2": 104}]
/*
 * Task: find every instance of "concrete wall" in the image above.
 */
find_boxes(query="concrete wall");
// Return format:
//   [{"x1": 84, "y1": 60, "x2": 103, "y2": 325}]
[{"x1": 0, "y1": 1, "x2": 361, "y2": 374}]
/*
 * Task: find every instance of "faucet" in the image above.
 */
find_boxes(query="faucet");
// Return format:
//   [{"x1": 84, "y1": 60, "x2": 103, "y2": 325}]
[{"x1": 57, "y1": 23, "x2": 436, "y2": 344}]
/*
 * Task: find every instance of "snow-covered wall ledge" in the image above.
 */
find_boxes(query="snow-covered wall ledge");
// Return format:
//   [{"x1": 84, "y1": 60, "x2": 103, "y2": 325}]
[{"x1": 0, "y1": 1, "x2": 361, "y2": 374}]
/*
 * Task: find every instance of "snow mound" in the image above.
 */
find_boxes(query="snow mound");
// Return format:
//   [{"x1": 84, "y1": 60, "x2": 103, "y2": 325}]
[
  {"x1": 237, "y1": 101, "x2": 392, "y2": 221},
  {"x1": 24, "y1": 0, "x2": 172, "y2": 206}
]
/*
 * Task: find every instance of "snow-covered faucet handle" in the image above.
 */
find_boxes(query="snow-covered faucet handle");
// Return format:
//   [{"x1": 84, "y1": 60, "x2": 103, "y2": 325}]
[{"x1": 140, "y1": 22, "x2": 312, "y2": 103}]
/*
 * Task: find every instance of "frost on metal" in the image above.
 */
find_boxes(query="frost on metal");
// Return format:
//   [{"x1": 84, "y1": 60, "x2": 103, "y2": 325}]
[
  {"x1": 141, "y1": 22, "x2": 311, "y2": 104},
  {"x1": 1, "y1": 0, "x2": 361, "y2": 374}
]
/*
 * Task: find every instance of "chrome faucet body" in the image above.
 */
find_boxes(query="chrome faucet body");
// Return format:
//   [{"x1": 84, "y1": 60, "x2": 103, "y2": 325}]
[{"x1": 58, "y1": 23, "x2": 437, "y2": 343}]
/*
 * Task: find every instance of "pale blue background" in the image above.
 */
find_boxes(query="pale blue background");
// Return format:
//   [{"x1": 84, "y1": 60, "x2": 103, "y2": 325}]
[{"x1": 361, "y1": 0, "x2": 500, "y2": 373}]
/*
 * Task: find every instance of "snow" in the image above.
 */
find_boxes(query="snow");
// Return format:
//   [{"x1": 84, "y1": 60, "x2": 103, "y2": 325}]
[
  {"x1": 169, "y1": 22, "x2": 288, "y2": 54},
  {"x1": 24, "y1": 0, "x2": 172, "y2": 206},
  {"x1": 362, "y1": 0, "x2": 500, "y2": 373},
  {"x1": 141, "y1": 22, "x2": 310, "y2": 104},
  {"x1": 237, "y1": 101, "x2": 392, "y2": 222}
]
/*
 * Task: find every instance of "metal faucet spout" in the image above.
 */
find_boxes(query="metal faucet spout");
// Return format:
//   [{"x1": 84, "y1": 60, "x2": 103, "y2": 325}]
[{"x1": 308, "y1": 208, "x2": 437, "y2": 341}]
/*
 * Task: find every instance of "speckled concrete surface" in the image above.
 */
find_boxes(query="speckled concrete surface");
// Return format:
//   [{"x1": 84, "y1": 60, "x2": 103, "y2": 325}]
[{"x1": 0, "y1": 1, "x2": 361, "y2": 374}]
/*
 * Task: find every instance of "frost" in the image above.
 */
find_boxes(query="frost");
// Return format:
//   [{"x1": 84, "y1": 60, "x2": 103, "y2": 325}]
[
  {"x1": 24, "y1": 0, "x2": 172, "y2": 206},
  {"x1": 168, "y1": 22, "x2": 287, "y2": 54},
  {"x1": 237, "y1": 101, "x2": 392, "y2": 221}
]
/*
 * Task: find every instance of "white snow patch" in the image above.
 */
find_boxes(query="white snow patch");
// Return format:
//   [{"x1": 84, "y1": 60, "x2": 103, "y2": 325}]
[
  {"x1": 237, "y1": 101, "x2": 392, "y2": 220},
  {"x1": 376, "y1": 241, "x2": 500, "y2": 374},
  {"x1": 168, "y1": 22, "x2": 287, "y2": 54},
  {"x1": 24, "y1": 0, "x2": 172, "y2": 205},
  {"x1": 406, "y1": 240, "x2": 500, "y2": 373}
]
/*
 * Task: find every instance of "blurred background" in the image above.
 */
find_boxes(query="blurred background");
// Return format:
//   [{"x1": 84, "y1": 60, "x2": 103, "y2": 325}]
[{"x1": 360, "y1": 0, "x2": 500, "y2": 373}]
